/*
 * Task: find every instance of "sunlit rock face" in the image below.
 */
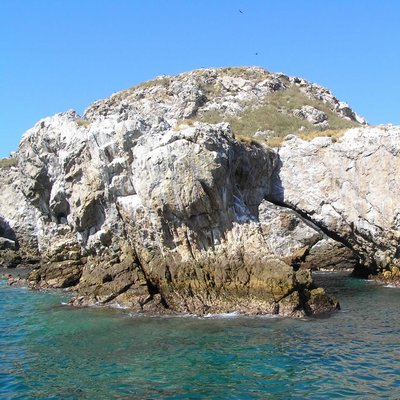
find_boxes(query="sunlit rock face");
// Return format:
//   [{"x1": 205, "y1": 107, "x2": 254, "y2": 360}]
[
  {"x1": 3, "y1": 66, "x2": 398, "y2": 315},
  {"x1": 0, "y1": 166, "x2": 39, "y2": 268},
  {"x1": 276, "y1": 127, "x2": 400, "y2": 276}
]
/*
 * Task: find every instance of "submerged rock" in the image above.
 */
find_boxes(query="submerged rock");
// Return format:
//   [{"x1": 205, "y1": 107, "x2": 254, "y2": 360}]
[{"x1": 2, "y1": 66, "x2": 396, "y2": 317}]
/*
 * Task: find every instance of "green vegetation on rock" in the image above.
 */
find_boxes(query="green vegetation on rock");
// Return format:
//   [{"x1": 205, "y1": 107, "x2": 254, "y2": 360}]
[
  {"x1": 83, "y1": 67, "x2": 363, "y2": 150},
  {"x1": 194, "y1": 86, "x2": 359, "y2": 147}
]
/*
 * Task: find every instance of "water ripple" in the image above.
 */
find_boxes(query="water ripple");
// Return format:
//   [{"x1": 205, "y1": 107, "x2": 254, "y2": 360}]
[{"x1": 1, "y1": 273, "x2": 400, "y2": 399}]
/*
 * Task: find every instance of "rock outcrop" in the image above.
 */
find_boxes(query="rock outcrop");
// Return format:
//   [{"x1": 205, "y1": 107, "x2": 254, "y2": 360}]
[
  {"x1": 275, "y1": 127, "x2": 400, "y2": 277},
  {"x1": 0, "y1": 166, "x2": 39, "y2": 268},
  {"x1": 1, "y1": 66, "x2": 397, "y2": 316},
  {"x1": 16, "y1": 116, "x2": 338, "y2": 316}
]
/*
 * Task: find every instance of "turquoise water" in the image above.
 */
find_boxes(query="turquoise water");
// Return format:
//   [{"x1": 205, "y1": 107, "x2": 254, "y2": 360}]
[{"x1": 1, "y1": 272, "x2": 399, "y2": 399}]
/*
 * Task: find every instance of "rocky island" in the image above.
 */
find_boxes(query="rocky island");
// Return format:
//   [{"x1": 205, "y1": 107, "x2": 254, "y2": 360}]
[{"x1": 1, "y1": 67, "x2": 399, "y2": 317}]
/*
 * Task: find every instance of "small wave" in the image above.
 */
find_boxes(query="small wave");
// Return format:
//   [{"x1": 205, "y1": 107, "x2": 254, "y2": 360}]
[
  {"x1": 124, "y1": 311, "x2": 284, "y2": 320},
  {"x1": 110, "y1": 303, "x2": 130, "y2": 310},
  {"x1": 203, "y1": 311, "x2": 241, "y2": 319},
  {"x1": 258, "y1": 314, "x2": 281, "y2": 319},
  {"x1": 124, "y1": 311, "x2": 242, "y2": 320},
  {"x1": 384, "y1": 284, "x2": 400, "y2": 288}
]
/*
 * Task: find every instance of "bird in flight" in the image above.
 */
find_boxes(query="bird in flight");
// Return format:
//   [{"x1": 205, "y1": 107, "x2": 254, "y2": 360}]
[{"x1": 239, "y1": 9, "x2": 244, "y2": 14}]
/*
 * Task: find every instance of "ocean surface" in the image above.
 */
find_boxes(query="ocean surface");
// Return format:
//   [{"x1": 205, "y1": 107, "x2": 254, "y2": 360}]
[{"x1": 0, "y1": 271, "x2": 399, "y2": 399}]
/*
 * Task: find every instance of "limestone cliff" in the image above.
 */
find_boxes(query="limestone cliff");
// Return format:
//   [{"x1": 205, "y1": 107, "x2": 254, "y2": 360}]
[
  {"x1": 1, "y1": 66, "x2": 397, "y2": 316},
  {"x1": 276, "y1": 127, "x2": 400, "y2": 277},
  {"x1": 0, "y1": 166, "x2": 39, "y2": 268}
]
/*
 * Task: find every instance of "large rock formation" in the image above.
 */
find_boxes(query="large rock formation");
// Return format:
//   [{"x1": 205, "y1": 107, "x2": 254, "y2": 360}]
[{"x1": 1, "y1": 66, "x2": 397, "y2": 316}]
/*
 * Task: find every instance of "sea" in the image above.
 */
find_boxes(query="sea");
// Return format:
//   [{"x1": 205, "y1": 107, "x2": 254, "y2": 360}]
[{"x1": 0, "y1": 271, "x2": 399, "y2": 399}]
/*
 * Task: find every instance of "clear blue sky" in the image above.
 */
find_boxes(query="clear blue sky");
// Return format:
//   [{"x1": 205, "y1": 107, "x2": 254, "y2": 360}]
[{"x1": 1, "y1": 0, "x2": 400, "y2": 157}]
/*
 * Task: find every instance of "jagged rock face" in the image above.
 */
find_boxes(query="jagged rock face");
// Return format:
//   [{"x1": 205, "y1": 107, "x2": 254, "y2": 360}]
[
  {"x1": 83, "y1": 67, "x2": 365, "y2": 127},
  {"x1": 276, "y1": 127, "x2": 400, "y2": 275},
  {"x1": 15, "y1": 112, "x2": 338, "y2": 316},
  {"x1": 0, "y1": 167, "x2": 39, "y2": 267},
  {"x1": 293, "y1": 105, "x2": 328, "y2": 127},
  {"x1": 2, "y1": 66, "x2": 388, "y2": 316},
  {"x1": 0, "y1": 168, "x2": 37, "y2": 249}
]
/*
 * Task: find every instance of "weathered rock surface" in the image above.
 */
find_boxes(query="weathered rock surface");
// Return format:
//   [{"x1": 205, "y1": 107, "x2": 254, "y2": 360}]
[
  {"x1": 2, "y1": 66, "x2": 396, "y2": 317},
  {"x1": 15, "y1": 115, "x2": 339, "y2": 316},
  {"x1": 0, "y1": 167, "x2": 39, "y2": 268},
  {"x1": 275, "y1": 127, "x2": 400, "y2": 277},
  {"x1": 293, "y1": 105, "x2": 328, "y2": 126},
  {"x1": 300, "y1": 239, "x2": 358, "y2": 272}
]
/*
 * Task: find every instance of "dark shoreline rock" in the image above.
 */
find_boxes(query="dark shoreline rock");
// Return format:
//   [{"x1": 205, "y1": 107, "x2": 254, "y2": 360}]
[{"x1": 370, "y1": 267, "x2": 400, "y2": 287}]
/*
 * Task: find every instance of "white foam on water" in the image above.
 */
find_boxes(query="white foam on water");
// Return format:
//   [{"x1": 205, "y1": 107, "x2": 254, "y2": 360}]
[
  {"x1": 110, "y1": 303, "x2": 130, "y2": 310},
  {"x1": 384, "y1": 284, "x2": 400, "y2": 288},
  {"x1": 203, "y1": 311, "x2": 241, "y2": 319}
]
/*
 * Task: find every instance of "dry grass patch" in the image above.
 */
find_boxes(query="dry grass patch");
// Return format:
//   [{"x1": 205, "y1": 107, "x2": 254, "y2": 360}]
[
  {"x1": 75, "y1": 118, "x2": 91, "y2": 128},
  {"x1": 190, "y1": 85, "x2": 358, "y2": 148},
  {"x1": 107, "y1": 76, "x2": 172, "y2": 106},
  {"x1": 297, "y1": 128, "x2": 348, "y2": 142},
  {"x1": 264, "y1": 136, "x2": 286, "y2": 148},
  {"x1": 134, "y1": 76, "x2": 171, "y2": 91},
  {"x1": 0, "y1": 158, "x2": 18, "y2": 169},
  {"x1": 234, "y1": 134, "x2": 266, "y2": 148},
  {"x1": 217, "y1": 66, "x2": 271, "y2": 80}
]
